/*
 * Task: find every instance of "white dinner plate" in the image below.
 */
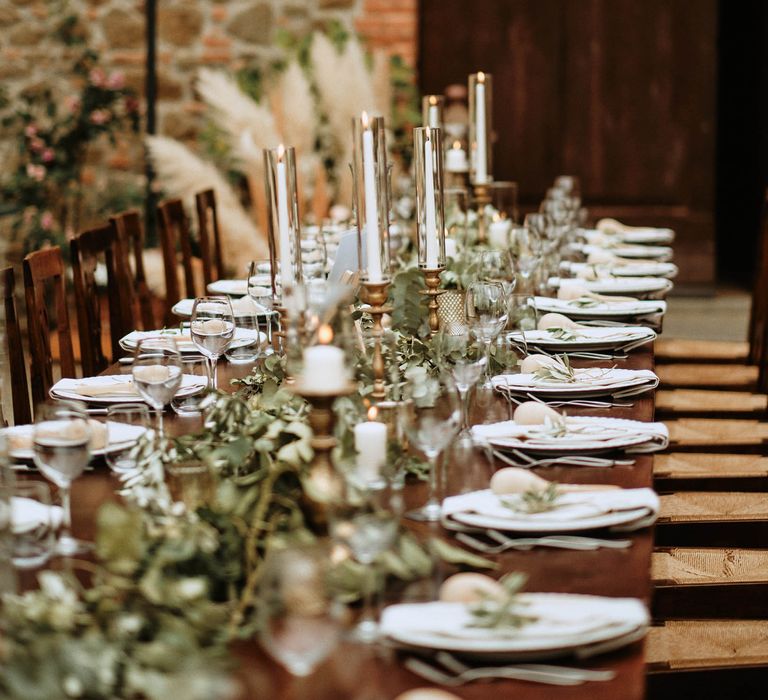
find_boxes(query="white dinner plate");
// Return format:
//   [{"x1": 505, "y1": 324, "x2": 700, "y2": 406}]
[
  {"x1": 1, "y1": 421, "x2": 148, "y2": 460},
  {"x1": 492, "y1": 368, "x2": 659, "y2": 399},
  {"x1": 382, "y1": 595, "x2": 648, "y2": 659},
  {"x1": 510, "y1": 326, "x2": 656, "y2": 352},
  {"x1": 566, "y1": 261, "x2": 678, "y2": 279},
  {"x1": 581, "y1": 243, "x2": 673, "y2": 261},
  {"x1": 119, "y1": 327, "x2": 264, "y2": 353},
  {"x1": 206, "y1": 275, "x2": 274, "y2": 296},
  {"x1": 534, "y1": 296, "x2": 667, "y2": 319},
  {"x1": 172, "y1": 297, "x2": 271, "y2": 318},
  {"x1": 550, "y1": 277, "x2": 673, "y2": 296},
  {"x1": 50, "y1": 375, "x2": 207, "y2": 404}
]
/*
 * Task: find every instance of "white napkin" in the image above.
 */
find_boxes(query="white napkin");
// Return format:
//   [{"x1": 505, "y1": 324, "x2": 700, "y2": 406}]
[
  {"x1": 550, "y1": 276, "x2": 672, "y2": 295},
  {"x1": 172, "y1": 296, "x2": 269, "y2": 317},
  {"x1": 493, "y1": 368, "x2": 659, "y2": 390},
  {"x1": 12, "y1": 497, "x2": 63, "y2": 534},
  {"x1": 515, "y1": 326, "x2": 656, "y2": 344},
  {"x1": 50, "y1": 374, "x2": 206, "y2": 402},
  {"x1": 381, "y1": 595, "x2": 649, "y2": 644},
  {"x1": 442, "y1": 488, "x2": 659, "y2": 524},
  {"x1": 534, "y1": 296, "x2": 667, "y2": 316}
]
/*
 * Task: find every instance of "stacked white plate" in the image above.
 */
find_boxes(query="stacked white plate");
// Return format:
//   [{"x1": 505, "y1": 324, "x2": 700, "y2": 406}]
[
  {"x1": 206, "y1": 274, "x2": 274, "y2": 296},
  {"x1": 492, "y1": 367, "x2": 659, "y2": 400},
  {"x1": 50, "y1": 375, "x2": 207, "y2": 404},
  {"x1": 509, "y1": 326, "x2": 656, "y2": 352},
  {"x1": 382, "y1": 595, "x2": 649, "y2": 660},
  {"x1": 549, "y1": 276, "x2": 673, "y2": 296},
  {"x1": 534, "y1": 296, "x2": 667, "y2": 320},
  {"x1": 120, "y1": 327, "x2": 264, "y2": 354},
  {"x1": 471, "y1": 417, "x2": 668, "y2": 454},
  {"x1": 566, "y1": 261, "x2": 678, "y2": 279},
  {"x1": 594, "y1": 221, "x2": 676, "y2": 245},
  {"x1": 580, "y1": 243, "x2": 673, "y2": 261},
  {"x1": 172, "y1": 296, "x2": 271, "y2": 318}
]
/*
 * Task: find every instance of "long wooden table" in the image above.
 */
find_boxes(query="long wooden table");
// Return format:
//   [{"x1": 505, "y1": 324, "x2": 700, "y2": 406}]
[{"x1": 57, "y1": 347, "x2": 655, "y2": 699}]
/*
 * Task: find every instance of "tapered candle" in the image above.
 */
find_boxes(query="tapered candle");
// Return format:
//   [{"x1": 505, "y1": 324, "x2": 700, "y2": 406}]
[
  {"x1": 427, "y1": 95, "x2": 440, "y2": 129},
  {"x1": 423, "y1": 132, "x2": 439, "y2": 268},
  {"x1": 475, "y1": 72, "x2": 488, "y2": 183},
  {"x1": 276, "y1": 144, "x2": 294, "y2": 285},
  {"x1": 361, "y1": 112, "x2": 382, "y2": 282}
]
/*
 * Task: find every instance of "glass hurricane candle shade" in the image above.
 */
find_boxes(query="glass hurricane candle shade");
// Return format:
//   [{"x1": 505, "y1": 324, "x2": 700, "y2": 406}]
[
  {"x1": 413, "y1": 127, "x2": 447, "y2": 270},
  {"x1": 421, "y1": 94, "x2": 445, "y2": 131},
  {"x1": 352, "y1": 113, "x2": 392, "y2": 283},
  {"x1": 264, "y1": 145, "x2": 304, "y2": 299},
  {"x1": 468, "y1": 72, "x2": 493, "y2": 185}
]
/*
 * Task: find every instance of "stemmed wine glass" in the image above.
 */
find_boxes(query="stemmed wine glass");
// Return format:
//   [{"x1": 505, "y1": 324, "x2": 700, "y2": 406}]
[
  {"x1": 329, "y1": 474, "x2": 402, "y2": 642},
  {"x1": 436, "y1": 330, "x2": 487, "y2": 438},
  {"x1": 399, "y1": 373, "x2": 461, "y2": 521},
  {"x1": 509, "y1": 224, "x2": 543, "y2": 293},
  {"x1": 190, "y1": 296, "x2": 235, "y2": 390},
  {"x1": 465, "y1": 281, "x2": 508, "y2": 389},
  {"x1": 477, "y1": 249, "x2": 517, "y2": 297},
  {"x1": 258, "y1": 544, "x2": 344, "y2": 677},
  {"x1": 132, "y1": 337, "x2": 183, "y2": 443},
  {"x1": 33, "y1": 400, "x2": 92, "y2": 556}
]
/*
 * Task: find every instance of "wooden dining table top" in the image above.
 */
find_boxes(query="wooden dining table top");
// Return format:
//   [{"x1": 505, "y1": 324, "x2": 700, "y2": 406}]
[{"x1": 49, "y1": 346, "x2": 657, "y2": 700}]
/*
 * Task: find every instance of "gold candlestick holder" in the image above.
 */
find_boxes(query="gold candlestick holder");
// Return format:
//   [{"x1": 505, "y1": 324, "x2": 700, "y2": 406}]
[
  {"x1": 361, "y1": 281, "x2": 392, "y2": 401},
  {"x1": 290, "y1": 380, "x2": 357, "y2": 525},
  {"x1": 473, "y1": 182, "x2": 492, "y2": 245},
  {"x1": 420, "y1": 267, "x2": 446, "y2": 335}
]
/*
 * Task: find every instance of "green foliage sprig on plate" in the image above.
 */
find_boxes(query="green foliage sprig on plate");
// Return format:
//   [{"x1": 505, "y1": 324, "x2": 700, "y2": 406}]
[{"x1": 467, "y1": 573, "x2": 538, "y2": 631}]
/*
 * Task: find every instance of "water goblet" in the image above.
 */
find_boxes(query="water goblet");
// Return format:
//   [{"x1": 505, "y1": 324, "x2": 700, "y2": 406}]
[
  {"x1": 509, "y1": 224, "x2": 543, "y2": 293},
  {"x1": 105, "y1": 403, "x2": 150, "y2": 474},
  {"x1": 258, "y1": 545, "x2": 344, "y2": 677},
  {"x1": 12, "y1": 480, "x2": 57, "y2": 568},
  {"x1": 465, "y1": 281, "x2": 508, "y2": 388},
  {"x1": 190, "y1": 296, "x2": 235, "y2": 390},
  {"x1": 33, "y1": 400, "x2": 92, "y2": 556},
  {"x1": 477, "y1": 249, "x2": 517, "y2": 297},
  {"x1": 132, "y1": 337, "x2": 183, "y2": 442},
  {"x1": 399, "y1": 373, "x2": 462, "y2": 521}
]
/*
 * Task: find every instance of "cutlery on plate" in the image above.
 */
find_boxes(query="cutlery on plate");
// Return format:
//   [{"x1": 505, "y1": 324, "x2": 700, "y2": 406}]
[
  {"x1": 455, "y1": 531, "x2": 632, "y2": 553},
  {"x1": 490, "y1": 449, "x2": 636, "y2": 470},
  {"x1": 405, "y1": 656, "x2": 583, "y2": 686}
]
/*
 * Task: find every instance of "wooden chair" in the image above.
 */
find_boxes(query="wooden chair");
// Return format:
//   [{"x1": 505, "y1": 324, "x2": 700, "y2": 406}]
[
  {"x1": 2, "y1": 267, "x2": 32, "y2": 424},
  {"x1": 23, "y1": 246, "x2": 77, "y2": 406},
  {"x1": 158, "y1": 198, "x2": 198, "y2": 324},
  {"x1": 70, "y1": 222, "x2": 130, "y2": 376},
  {"x1": 111, "y1": 209, "x2": 156, "y2": 330},
  {"x1": 195, "y1": 189, "x2": 225, "y2": 285}
]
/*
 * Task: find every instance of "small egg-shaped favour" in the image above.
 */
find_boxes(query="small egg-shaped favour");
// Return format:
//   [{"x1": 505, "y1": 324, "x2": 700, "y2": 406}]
[
  {"x1": 394, "y1": 690, "x2": 464, "y2": 700},
  {"x1": 438, "y1": 573, "x2": 506, "y2": 604},
  {"x1": 513, "y1": 400, "x2": 562, "y2": 425},
  {"x1": 537, "y1": 312, "x2": 580, "y2": 330},
  {"x1": 490, "y1": 467, "x2": 550, "y2": 494},
  {"x1": 557, "y1": 281, "x2": 590, "y2": 301},
  {"x1": 519, "y1": 354, "x2": 556, "y2": 374}
]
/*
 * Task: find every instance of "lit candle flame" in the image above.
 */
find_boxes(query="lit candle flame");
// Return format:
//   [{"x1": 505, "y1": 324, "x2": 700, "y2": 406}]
[
  {"x1": 477, "y1": 71, "x2": 485, "y2": 83},
  {"x1": 428, "y1": 95, "x2": 438, "y2": 105},
  {"x1": 277, "y1": 143, "x2": 285, "y2": 161},
  {"x1": 361, "y1": 110, "x2": 371, "y2": 129},
  {"x1": 452, "y1": 140, "x2": 461, "y2": 150},
  {"x1": 367, "y1": 406, "x2": 378, "y2": 421},
  {"x1": 318, "y1": 324, "x2": 333, "y2": 344}
]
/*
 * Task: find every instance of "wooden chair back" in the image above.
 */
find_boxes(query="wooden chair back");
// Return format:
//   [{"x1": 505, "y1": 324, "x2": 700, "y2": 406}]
[
  {"x1": 195, "y1": 188, "x2": 225, "y2": 285},
  {"x1": 70, "y1": 222, "x2": 128, "y2": 376},
  {"x1": 158, "y1": 198, "x2": 197, "y2": 323},
  {"x1": 111, "y1": 209, "x2": 155, "y2": 329},
  {"x1": 23, "y1": 246, "x2": 77, "y2": 405},
  {"x1": 750, "y1": 188, "x2": 768, "y2": 372},
  {"x1": 2, "y1": 267, "x2": 32, "y2": 424}
]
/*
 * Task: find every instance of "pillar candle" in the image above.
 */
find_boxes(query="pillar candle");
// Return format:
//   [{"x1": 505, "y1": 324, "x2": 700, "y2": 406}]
[{"x1": 354, "y1": 408, "x2": 387, "y2": 481}]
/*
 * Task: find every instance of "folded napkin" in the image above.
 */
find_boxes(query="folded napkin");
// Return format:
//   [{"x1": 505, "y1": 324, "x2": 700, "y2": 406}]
[
  {"x1": 534, "y1": 296, "x2": 668, "y2": 316},
  {"x1": 73, "y1": 383, "x2": 139, "y2": 397},
  {"x1": 514, "y1": 326, "x2": 656, "y2": 345},
  {"x1": 442, "y1": 487, "x2": 659, "y2": 525},
  {"x1": 494, "y1": 368, "x2": 659, "y2": 390},
  {"x1": 12, "y1": 497, "x2": 64, "y2": 534},
  {"x1": 173, "y1": 296, "x2": 269, "y2": 317},
  {"x1": 381, "y1": 595, "x2": 649, "y2": 645}
]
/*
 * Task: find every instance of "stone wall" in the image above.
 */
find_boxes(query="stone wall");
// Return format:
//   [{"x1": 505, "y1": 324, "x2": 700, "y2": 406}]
[{"x1": 1, "y1": 0, "x2": 419, "y2": 159}]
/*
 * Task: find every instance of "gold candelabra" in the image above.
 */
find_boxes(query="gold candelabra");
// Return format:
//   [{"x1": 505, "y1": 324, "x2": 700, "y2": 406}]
[
  {"x1": 420, "y1": 267, "x2": 445, "y2": 335},
  {"x1": 473, "y1": 182, "x2": 492, "y2": 245},
  {"x1": 361, "y1": 281, "x2": 391, "y2": 400}
]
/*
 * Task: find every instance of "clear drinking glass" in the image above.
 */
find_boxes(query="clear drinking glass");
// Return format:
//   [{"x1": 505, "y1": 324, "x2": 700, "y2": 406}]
[
  {"x1": 436, "y1": 330, "x2": 487, "y2": 438},
  {"x1": 190, "y1": 296, "x2": 235, "y2": 390},
  {"x1": 105, "y1": 403, "x2": 150, "y2": 474},
  {"x1": 399, "y1": 373, "x2": 461, "y2": 521},
  {"x1": 12, "y1": 480, "x2": 56, "y2": 568},
  {"x1": 477, "y1": 249, "x2": 517, "y2": 296},
  {"x1": 509, "y1": 224, "x2": 543, "y2": 293},
  {"x1": 33, "y1": 400, "x2": 92, "y2": 556},
  {"x1": 258, "y1": 545, "x2": 343, "y2": 677},
  {"x1": 132, "y1": 337, "x2": 183, "y2": 442},
  {"x1": 224, "y1": 311, "x2": 265, "y2": 365},
  {"x1": 465, "y1": 281, "x2": 508, "y2": 388},
  {"x1": 329, "y1": 476, "x2": 402, "y2": 642}
]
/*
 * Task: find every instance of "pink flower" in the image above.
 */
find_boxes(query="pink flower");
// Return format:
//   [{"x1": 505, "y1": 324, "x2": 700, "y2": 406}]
[
  {"x1": 24, "y1": 124, "x2": 38, "y2": 138},
  {"x1": 89, "y1": 67, "x2": 106, "y2": 87},
  {"x1": 40, "y1": 211, "x2": 54, "y2": 230},
  {"x1": 106, "y1": 70, "x2": 125, "y2": 90},
  {"x1": 64, "y1": 95, "x2": 81, "y2": 113},
  {"x1": 26, "y1": 163, "x2": 46, "y2": 182},
  {"x1": 89, "y1": 109, "x2": 111, "y2": 125},
  {"x1": 124, "y1": 96, "x2": 140, "y2": 114},
  {"x1": 42, "y1": 148, "x2": 55, "y2": 163},
  {"x1": 29, "y1": 138, "x2": 44, "y2": 153}
]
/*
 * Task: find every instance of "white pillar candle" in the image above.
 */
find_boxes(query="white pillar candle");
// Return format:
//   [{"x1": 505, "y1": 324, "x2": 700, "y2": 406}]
[
  {"x1": 475, "y1": 73, "x2": 488, "y2": 183},
  {"x1": 445, "y1": 141, "x2": 468, "y2": 172},
  {"x1": 362, "y1": 113, "x2": 382, "y2": 282},
  {"x1": 444, "y1": 237, "x2": 458, "y2": 259},
  {"x1": 488, "y1": 217, "x2": 512, "y2": 249},
  {"x1": 428, "y1": 99, "x2": 440, "y2": 129},
  {"x1": 301, "y1": 325, "x2": 348, "y2": 392},
  {"x1": 354, "y1": 408, "x2": 387, "y2": 481},
  {"x1": 276, "y1": 145, "x2": 294, "y2": 286},
  {"x1": 423, "y1": 134, "x2": 439, "y2": 268}
]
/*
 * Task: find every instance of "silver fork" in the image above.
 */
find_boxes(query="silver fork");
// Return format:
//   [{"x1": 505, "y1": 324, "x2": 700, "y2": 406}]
[
  {"x1": 455, "y1": 531, "x2": 632, "y2": 553},
  {"x1": 490, "y1": 448, "x2": 636, "y2": 469}
]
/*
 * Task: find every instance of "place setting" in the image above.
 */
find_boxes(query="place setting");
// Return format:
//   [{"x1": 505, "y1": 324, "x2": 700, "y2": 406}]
[
  {"x1": 564, "y1": 259, "x2": 679, "y2": 279},
  {"x1": 548, "y1": 275, "x2": 674, "y2": 299}
]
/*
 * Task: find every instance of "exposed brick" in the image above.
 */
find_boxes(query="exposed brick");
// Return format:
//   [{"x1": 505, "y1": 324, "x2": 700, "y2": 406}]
[
  {"x1": 226, "y1": 3, "x2": 272, "y2": 44},
  {"x1": 210, "y1": 5, "x2": 227, "y2": 22},
  {"x1": 202, "y1": 32, "x2": 230, "y2": 49},
  {"x1": 102, "y1": 9, "x2": 144, "y2": 49},
  {"x1": 201, "y1": 48, "x2": 232, "y2": 64},
  {"x1": 0, "y1": 6, "x2": 21, "y2": 24},
  {"x1": 109, "y1": 49, "x2": 145, "y2": 65},
  {"x1": 9, "y1": 24, "x2": 46, "y2": 46},
  {"x1": 158, "y1": 5, "x2": 203, "y2": 46}
]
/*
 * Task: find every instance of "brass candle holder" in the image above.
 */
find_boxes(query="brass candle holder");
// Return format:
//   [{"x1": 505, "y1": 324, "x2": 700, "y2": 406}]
[
  {"x1": 361, "y1": 281, "x2": 392, "y2": 400},
  {"x1": 473, "y1": 182, "x2": 492, "y2": 245},
  {"x1": 272, "y1": 305, "x2": 287, "y2": 352},
  {"x1": 420, "y1": 267, "x2": 446, "y2": 335}
]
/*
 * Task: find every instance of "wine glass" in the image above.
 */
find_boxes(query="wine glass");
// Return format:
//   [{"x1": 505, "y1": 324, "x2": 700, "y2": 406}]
[
  {"x1": 105, "y1": 402, "x2": 150, "y2": 474},
  {"x1": 436, "y1": 330, "x2": 487, "y2": 438},
  {"x1": 33, "y1": 400, "x2": 92, "y2": 556},
  {"x1": 465, "y1": 281, "x2": 508, "y2": 389},
  {"x1": 329, "y1": 475, "x2": 402, "y2": 642},
  {"x1": 258, "y1": 545, "x2": 343, "y2": 677},
  {"x1": 132, "y1": 337, "x2": 183, "y2": 442},
  {"x1": 399, "y1": 373, "x2": 461, "y2": 521},
  {"x1": 477, "y1": 249, "x2": 517, "y2": 297},
  {"x1": 509, "y1": 224, "x2": 543, "y2": 293},
  {"x1": 190, "y1": 296, "x2": 235, "y2": 390}
]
